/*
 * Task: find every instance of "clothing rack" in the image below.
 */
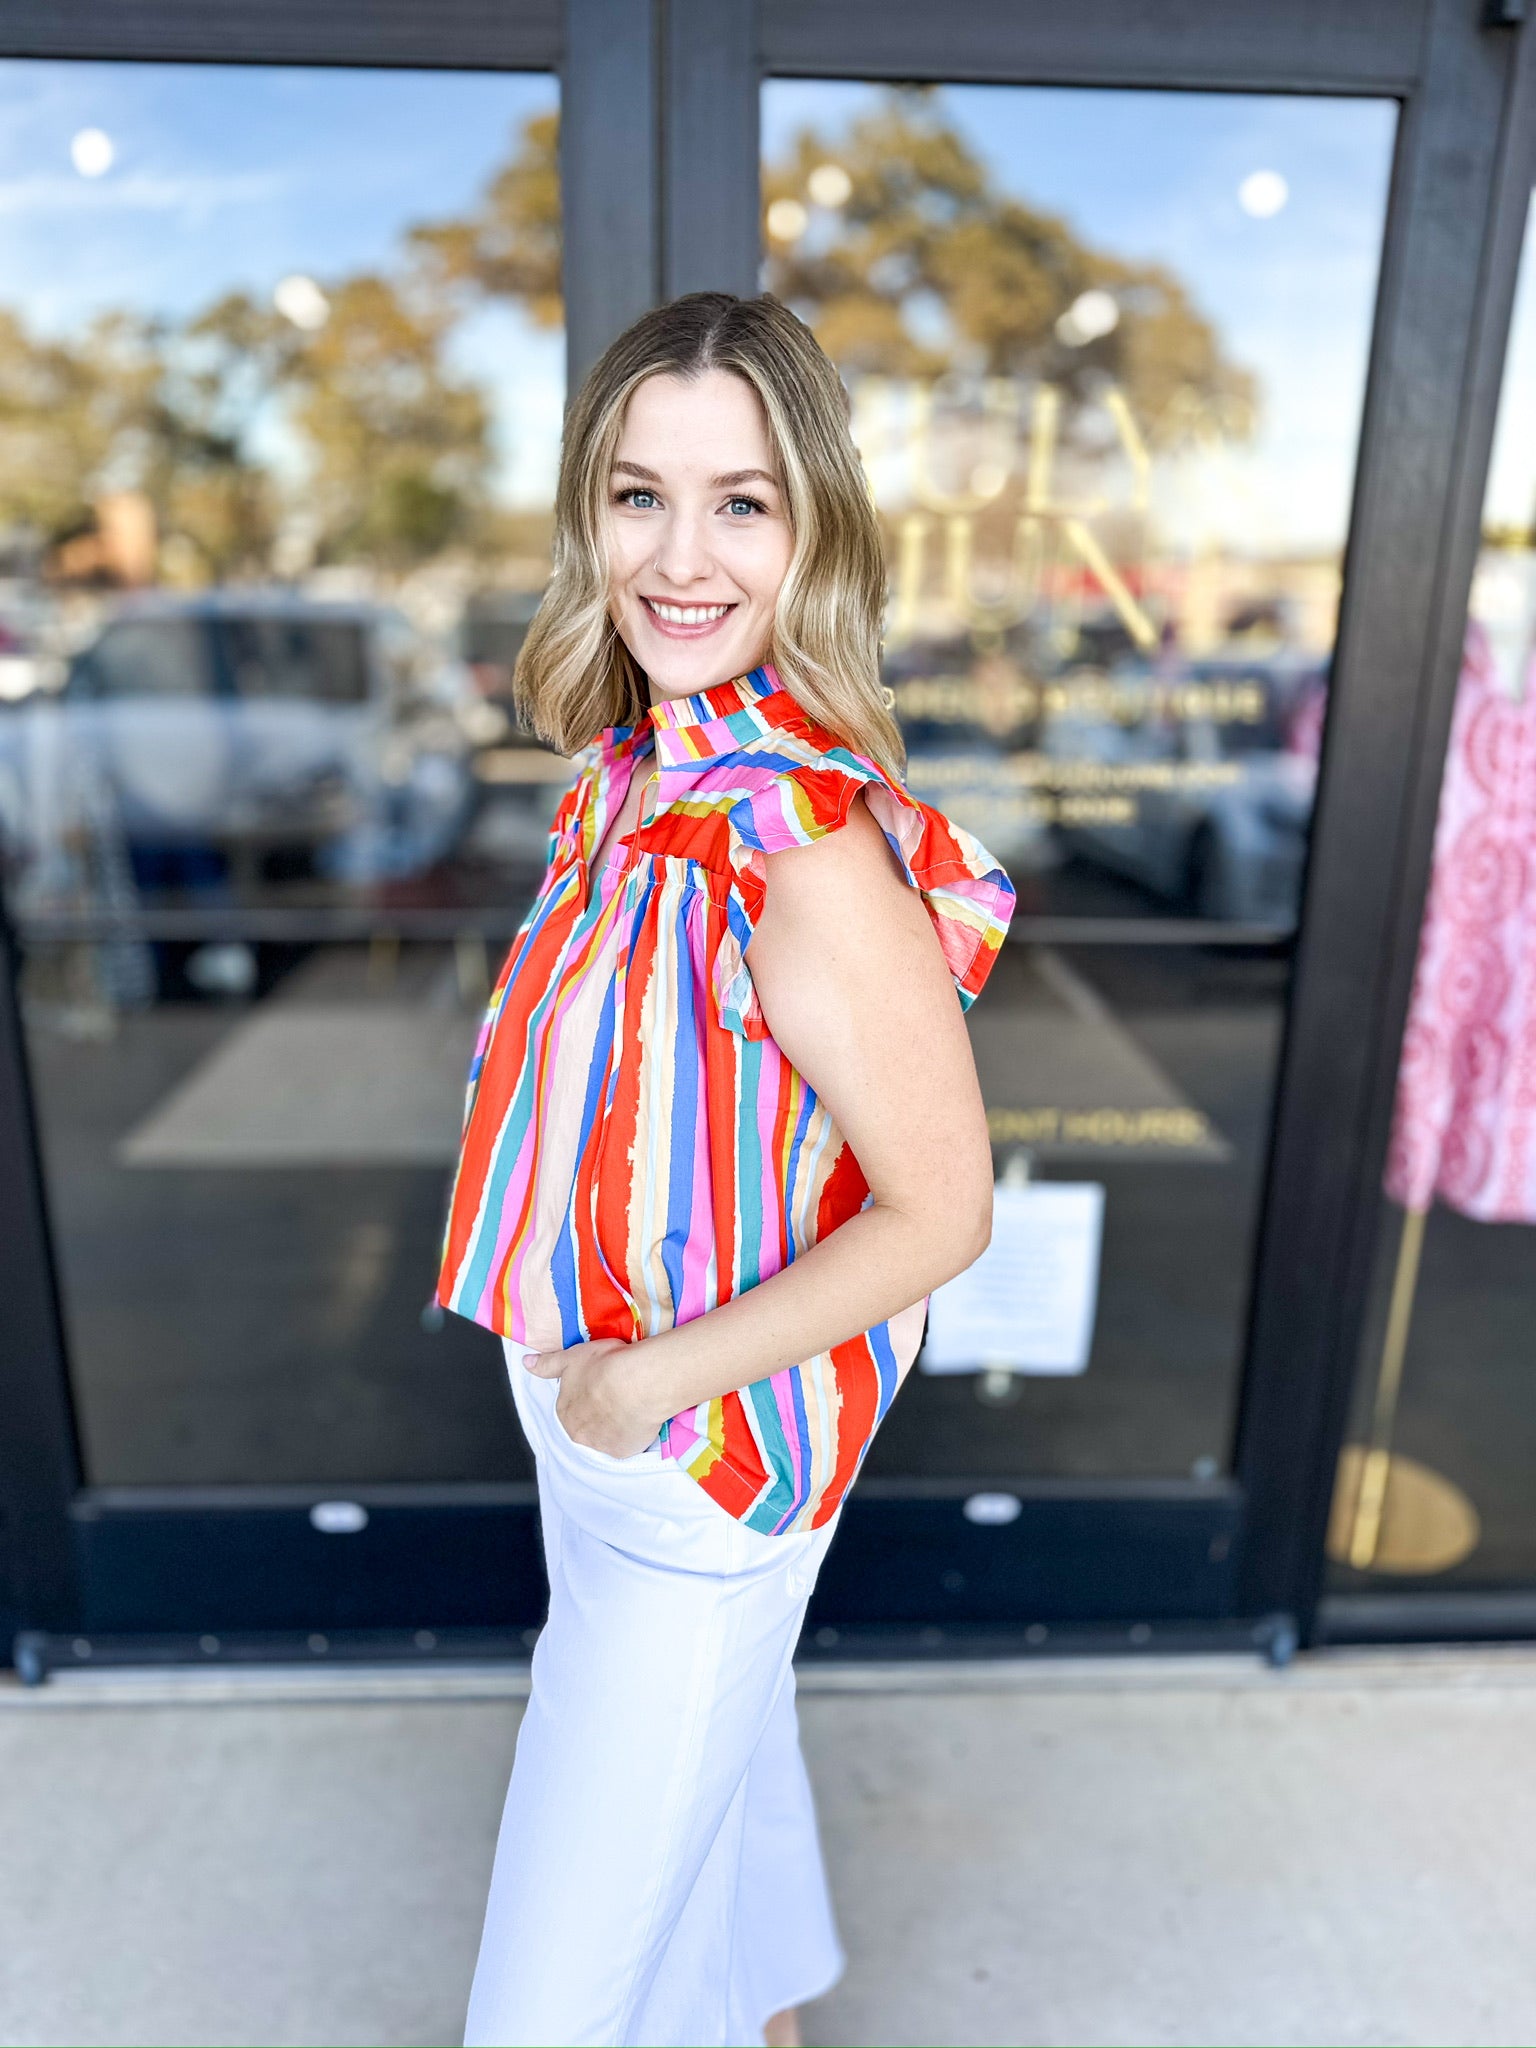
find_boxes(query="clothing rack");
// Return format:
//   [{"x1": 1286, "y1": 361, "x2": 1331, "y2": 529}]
[{"x1": 1343, "y1": 1199, "x2": 1428, "y2": 1569}]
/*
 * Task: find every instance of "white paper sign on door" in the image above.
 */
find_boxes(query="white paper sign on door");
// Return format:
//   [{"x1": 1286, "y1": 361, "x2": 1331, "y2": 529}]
[{"x1": 920, "y1": 1182, "x2": 1105, "y2": 1377}]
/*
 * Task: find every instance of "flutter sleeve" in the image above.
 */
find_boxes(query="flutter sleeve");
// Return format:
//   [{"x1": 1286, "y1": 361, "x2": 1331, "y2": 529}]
[{"x1": 713, "y1": 749, "x2": 1017, "y2": 1039}]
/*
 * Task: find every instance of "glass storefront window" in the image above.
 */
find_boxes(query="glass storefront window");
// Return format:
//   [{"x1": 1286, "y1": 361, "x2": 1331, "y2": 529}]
[
  {"x1": 761, "y1": 80, "x2": 1396, "y2": 1479},
  {"x1": 0, "y1": 61, "x2": 563, "y2": 1484},
  {"x1": 761, "y1": 84, "x2": 1387, "y2": 937},
  {"x1": 1329, "y1": 193, "x2": 1536, "y2": 1589}
]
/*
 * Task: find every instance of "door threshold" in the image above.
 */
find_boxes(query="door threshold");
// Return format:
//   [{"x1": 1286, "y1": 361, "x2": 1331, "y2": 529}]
[
  {"x1": 9, "y1": 1634, "x2": 1536, "y2": 1708},
  {"x1": 7, "y1": 1615, "x2": 1303, "y2": 1697}
]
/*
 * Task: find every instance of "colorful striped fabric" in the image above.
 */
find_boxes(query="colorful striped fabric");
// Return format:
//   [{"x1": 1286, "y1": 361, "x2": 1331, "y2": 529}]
[{"x1": 437, "y1": 663, "x2": 1016, "y2": 1533}]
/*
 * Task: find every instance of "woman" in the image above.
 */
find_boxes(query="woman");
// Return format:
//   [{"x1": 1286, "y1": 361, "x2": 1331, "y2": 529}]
[{"x1": 437, "y1": 290, "x2": 1016, "y2": 2047}]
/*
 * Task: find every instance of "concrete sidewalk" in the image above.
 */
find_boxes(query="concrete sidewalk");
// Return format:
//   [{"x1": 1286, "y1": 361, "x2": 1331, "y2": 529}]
[{"x1": 2, "y1": 1648, "x2": 1534, "y2": 2047}]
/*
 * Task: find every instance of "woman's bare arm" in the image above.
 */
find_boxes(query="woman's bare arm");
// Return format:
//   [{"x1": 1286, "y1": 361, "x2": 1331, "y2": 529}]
[{"x1": 525, "y1": 788, "x2": 996, "y2": 1454}]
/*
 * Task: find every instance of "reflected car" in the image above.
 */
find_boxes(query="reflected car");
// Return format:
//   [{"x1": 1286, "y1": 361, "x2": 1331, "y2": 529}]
[
  {"x1": 0, "y1": 583, "x2": 60, "y2": 705},
  {"x1": 0, "y1": 594, "x2": 480, "y2": 912},
  {"x1": 1042, "y1": 657, "x2": 1324, "y2": 927},
  {"x1": 0, "y1": 615, "x2": 42, "y2": 704}
]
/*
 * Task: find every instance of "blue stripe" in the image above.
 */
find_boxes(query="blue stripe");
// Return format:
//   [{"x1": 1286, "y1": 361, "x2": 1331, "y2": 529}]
[
  {"x1": 782, "y1": 1076, "x2": 816, "y2": 1269},
  {"x1": 776, "y1": 1359, "x2": 816, "y2": 1532},
  {"x1": 659, "y1": 900, "x2": 701, "y2": 1314},
  {"x1": 548, "y1": 960, "x2": 619, "y2": 1344},
  {"x1": 868, "y1": 1318, "x2": 900, "y2": 1421},
  {"x1": 725, "y1": 891, "x2": 755, "y2": 948}
]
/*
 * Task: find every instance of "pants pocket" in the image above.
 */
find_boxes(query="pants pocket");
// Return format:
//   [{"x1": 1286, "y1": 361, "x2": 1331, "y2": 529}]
[
  {"x1": 543, "y1": 1377, "x2": 660, "y2": 1470},
  {"x1": 784, "y1": 1513, "x2": 842, "y2": 1598}
]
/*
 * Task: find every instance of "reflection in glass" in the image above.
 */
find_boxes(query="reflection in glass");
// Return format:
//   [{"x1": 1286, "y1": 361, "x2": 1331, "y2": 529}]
[
  {"x1": 762, "y1": 81, "x2": 1395, "y2": 1479},
  {"x1": 0, "y1": 67, "x2": 568, "y2": 940},
  {"x1": 1330, "y1": 194, "x2": 1536, "y2": 1590},
  {"x1": 0, "y1": 63, "x2": 566, "y2": 1484},
  {"x1": 761, "y1": 82, "x2": 1386, "y2": 934}
]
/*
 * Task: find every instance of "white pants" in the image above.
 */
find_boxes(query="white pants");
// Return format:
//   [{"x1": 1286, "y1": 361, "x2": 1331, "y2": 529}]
[{"x1": 463, "y1": 1344, "x2": 846, "y2": 2048}]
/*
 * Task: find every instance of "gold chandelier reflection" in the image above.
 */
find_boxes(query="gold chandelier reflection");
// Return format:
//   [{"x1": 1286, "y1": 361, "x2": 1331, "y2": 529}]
[
  {"x1": 907, "y1": 376, "x2": 1021, "y2": 516},
  {"x1": 874, "y1": 374, "x2": 1159, "y2": 653}
]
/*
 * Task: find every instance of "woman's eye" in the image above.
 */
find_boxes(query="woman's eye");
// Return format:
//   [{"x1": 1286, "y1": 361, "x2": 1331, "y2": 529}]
[
  {"x1": 615, "y1": 487, "x2": 657, "y2": 509},
  {"x1": 727, "y1": 496, "x2": 767, "y2": 517}
]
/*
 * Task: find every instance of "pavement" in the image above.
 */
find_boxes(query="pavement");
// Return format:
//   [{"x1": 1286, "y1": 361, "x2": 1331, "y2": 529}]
[{"x1": 2, "y1": 1647, "x2": 1535, "y2": 2048}]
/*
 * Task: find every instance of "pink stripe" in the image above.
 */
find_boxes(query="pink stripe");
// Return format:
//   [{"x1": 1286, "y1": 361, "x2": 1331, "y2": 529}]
[{"x1": 478, "y1": 908, "x2": 618, "y2": 1324}]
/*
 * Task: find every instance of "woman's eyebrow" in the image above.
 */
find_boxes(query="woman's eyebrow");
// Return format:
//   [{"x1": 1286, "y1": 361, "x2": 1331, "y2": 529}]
[{"x1": 614, "y1": 462, "x2": 782, "y2": 489}]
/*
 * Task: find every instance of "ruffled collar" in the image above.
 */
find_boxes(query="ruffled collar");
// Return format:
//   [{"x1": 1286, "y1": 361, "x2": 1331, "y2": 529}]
[{"x1": 595, "y1": 663, "x2": 787, "y2": 769}]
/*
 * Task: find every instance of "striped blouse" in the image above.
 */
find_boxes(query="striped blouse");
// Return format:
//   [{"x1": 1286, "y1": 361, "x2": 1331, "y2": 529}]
[{"x1": 437, "y1": 663, "x2": 1016, "y2": 1534}]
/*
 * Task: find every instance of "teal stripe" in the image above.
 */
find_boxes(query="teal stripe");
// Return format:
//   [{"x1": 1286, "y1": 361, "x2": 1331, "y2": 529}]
[{"x1": 744, "y1": 1376, "x2": 797, "y2": 1530}]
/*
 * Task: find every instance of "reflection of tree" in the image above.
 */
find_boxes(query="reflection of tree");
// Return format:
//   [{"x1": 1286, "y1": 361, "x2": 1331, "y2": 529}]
[
  {"x1": 0, "y1": 89, "x2": 1250, "y2": 589},
  {"x1": 0, "y1": 87, "x2": 546, "y2": 580},
  {"x1": 288, "y1": 276, "x2": 491, "y2": 568},
  {"x1": 0, "y1": 274, "x2": 491, "y2": 580},
  {"x1": 407, "y1": 107, "x2": 562, "y2": 331},
  {"x1": 0, "y1": 300, "x2": 289, "y2": 576},
  {"x1": 763, "y1": 86, "x2": 1254, "y2": 448},
  {"x1": 0, "y1": 308, "x2": 158, "y2": 543},
  {"x1": 158, "y1": 292, "x2": 295, "y2": 577}
]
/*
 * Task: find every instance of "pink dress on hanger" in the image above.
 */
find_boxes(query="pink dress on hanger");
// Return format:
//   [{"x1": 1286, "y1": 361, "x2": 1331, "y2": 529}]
[{"x1": 1384, "y1": 615, "x2": 1536, "y2": 1222}]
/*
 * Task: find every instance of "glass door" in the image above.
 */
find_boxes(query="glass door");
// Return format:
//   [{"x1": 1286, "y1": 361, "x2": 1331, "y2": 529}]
[
  {"x1": 752, "y1": 75, "x2": 1395, "y2": 1636},
  {"x1": 655, "y1": 0, "x2": 1532, "y2": 1643},
  {"x1": 1325, "y1": 185, "x2": 1536, "y2": 1621},
  {"x1": 763, "y1": 77, "x2": 1389, "y2": 1445},
  {"x1": 0, "y1": 49, "x2": 571, "y2": 1645}
]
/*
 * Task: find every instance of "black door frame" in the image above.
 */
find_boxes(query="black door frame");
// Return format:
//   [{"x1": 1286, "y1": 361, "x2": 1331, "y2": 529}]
[{"x1": 1, "y1": 0, "x2": 1531, "y2": 1674}]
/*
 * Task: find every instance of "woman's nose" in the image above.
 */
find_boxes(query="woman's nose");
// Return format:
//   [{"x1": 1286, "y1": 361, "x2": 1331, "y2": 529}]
[{"x1": 649, "y1": 512, "x2": 715, "y2": 586}]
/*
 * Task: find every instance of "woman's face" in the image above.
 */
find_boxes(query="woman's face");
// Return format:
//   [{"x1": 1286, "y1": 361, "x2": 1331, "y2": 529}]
[{"x1": 604, "y1": 368, "x2": 795, "y2": 701}]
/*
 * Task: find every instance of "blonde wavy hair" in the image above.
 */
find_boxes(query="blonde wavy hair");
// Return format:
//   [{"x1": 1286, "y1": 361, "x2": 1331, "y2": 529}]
[{"x1": 513, "y1": 289, "x2": 906, "y2": 780}]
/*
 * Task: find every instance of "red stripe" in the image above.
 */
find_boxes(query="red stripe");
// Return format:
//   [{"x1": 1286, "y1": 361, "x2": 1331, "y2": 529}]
[{"x1": 440, "y1": 898, "x2": 575, "y2": 1288}]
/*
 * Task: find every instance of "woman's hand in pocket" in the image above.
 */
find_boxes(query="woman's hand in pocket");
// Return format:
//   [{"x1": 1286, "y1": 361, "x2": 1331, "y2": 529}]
[{"x1": 522, "y1": 1338, "x2": 669, "y2": 1458}]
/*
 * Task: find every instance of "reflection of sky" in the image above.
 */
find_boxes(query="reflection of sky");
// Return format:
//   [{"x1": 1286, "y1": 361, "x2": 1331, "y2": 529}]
[
  {"x1": 764, "y1": 83, "x2": 1397, "y2": 558},
  {"x1": 1484, "y1": 194, "x2": 1536, "y2": 536},
  {"x1": 1473, "y1": 195, "x2": 1536, "y2": 694},
  {"x1": 0, "y1": 62, "x2": 564, "y2": 507},
  {"x1": 0, "y1": 65, "x2": 1403, "y2": 548}
]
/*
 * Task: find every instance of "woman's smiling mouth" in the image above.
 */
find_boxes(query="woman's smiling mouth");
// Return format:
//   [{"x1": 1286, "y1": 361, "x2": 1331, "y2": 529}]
[{"x1": 641, "y1": 597, "x2": 738, "y2": 637}]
